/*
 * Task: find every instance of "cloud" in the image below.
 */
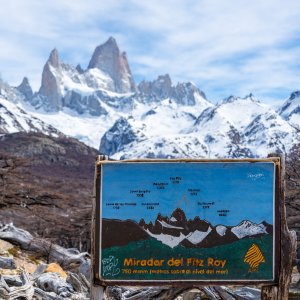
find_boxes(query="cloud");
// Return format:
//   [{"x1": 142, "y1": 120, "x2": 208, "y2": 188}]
[{"x1": 0, "y1": 0, "x2": 300, "y2": 104}]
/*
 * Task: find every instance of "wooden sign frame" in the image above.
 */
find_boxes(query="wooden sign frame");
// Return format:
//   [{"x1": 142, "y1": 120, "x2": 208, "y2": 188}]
[{"x1": 92, "y1": 157, "x2": 284, "y2": 288}]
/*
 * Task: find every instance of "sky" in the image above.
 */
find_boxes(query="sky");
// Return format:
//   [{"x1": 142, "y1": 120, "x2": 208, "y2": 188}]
[
  {"x1": 101, "y1": 162, "x2": 275, "y2": 226},
  {"x1": 1, "y1": 0, "x2": 300, "y2": 104}
]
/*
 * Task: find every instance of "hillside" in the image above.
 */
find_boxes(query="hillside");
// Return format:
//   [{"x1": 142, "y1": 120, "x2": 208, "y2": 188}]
[{"x1": 0, "y1": 132, "x2": 98, "y2": 251}]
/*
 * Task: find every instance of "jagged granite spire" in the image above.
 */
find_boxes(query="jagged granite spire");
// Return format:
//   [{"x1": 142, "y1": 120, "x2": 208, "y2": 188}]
[
  {"x1": 48, "y1": 48, "x2": 59, "y2": 68},
  {"x1": 278, "y1": 91, "x2": 300, "y2": 120},
  {"x1": 88, "y1": 37, "x2": 136, "y2": 93},
  {"x1": 16, "y1": 77, "x2": 33, "y2": 101},
  {"x1": 39, "y1": 48, "x2": 62, "y2": 111}
]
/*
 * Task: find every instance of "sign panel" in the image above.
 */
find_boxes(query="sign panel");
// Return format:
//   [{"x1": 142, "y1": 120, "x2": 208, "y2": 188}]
[{"x1": 95, "y1": 159, "x2": 280, "y2": 285}]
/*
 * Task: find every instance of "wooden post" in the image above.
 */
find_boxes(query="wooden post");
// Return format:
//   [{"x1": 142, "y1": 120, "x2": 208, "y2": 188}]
[
  {"x1": 261, "y1": 155, "x2": 297, "y2": 300},
  {"x1": 91, "y1": 155, "x2": 108, "y2": 300}
]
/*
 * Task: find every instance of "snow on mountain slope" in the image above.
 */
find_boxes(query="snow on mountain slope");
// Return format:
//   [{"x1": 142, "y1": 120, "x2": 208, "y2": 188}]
[
  {"x1": 279, "y1": 91, "x2": 300, "y2": 130},
  {"x1": 158, "y1": 220, "x2": 184, "y2": 230},
  {"x1": 145, "y1": 227, "x2": 213, "y2": 249},
  {"x1": 29, "y1": 107, "x2": 116, "y2": 147},
  {"x1": 0, "y1": 96, "x2": 61, "y2": 136},
  {"x1": 216, "y1": 94, "x2": 268, "y2": 131},
  {"x1": 244, "y1": 111, "x2": 297, "y2": 156},
  {"x1": 216, "y1": 225, "x2": 227, "y2": 236},
  {"x1": 231, "y1": 220, "x2": 267, "y2": 239},
  {"x1": 186, "y1": 227, "x2": 212, "y2": 244},
  {"x1": 146, "y1": 230, "x2": 187, "y2": 248},
  {"x1": 99, "y1": 93, "x2": 299, "y2": 158},
  {"x1": 141, "y1": 209, "x2": 271, "y2": 248}
]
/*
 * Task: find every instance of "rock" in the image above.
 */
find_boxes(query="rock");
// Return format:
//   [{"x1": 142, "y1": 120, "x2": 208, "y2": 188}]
[
  {"x1": 2, "y1": 275, "x2": 23, "y2": 286},
  {"x1": 0, "y1": 269, "x2": 19, "y2": 276},
  {"x1": 139, "y1": 74, "x2": 172, "y2": 100},
  {"x1": 88, "y1": 37, "x2": 136, "y2": 93},
  {"x1": 138, "y1": 74, "x2": 209, "y2": 107},
  {"x1": 99, "y1": 117, "x2": 145, "y2": 156},
  {"x1": 0, "y1": 223, "x2": 91, "y2": 281},
  {"x1": 231, "y1": 287, "x2": 261, "y2": 299},
  {"x1": 0, "y1": 239, "x2": 14, "y2": 254},
  {"x1": 0, "y1": 257, "x2": 16, "y2": 269},
  {"x1": 45, "y1": 263, "x2": 67, "y2": 280},
  {"x1": 16, "y1": 77, "x2": 33, "y2": 101},
  {"x1": 33, "y1": 263, "x2": 48, "y2": 276},
  {"x1": 78, "y1": 259, "x2": 91, "y2": 281},
  {"x1": 67, "y1": 272, "x2": 90, "y2": 297},
  {"x1": 39, "y1": 48, "x2": 63, "y2": 111},
  {"x1": 35, "y1": 272, "x2": 74, "y2": 297},
  {"x1": 14, "y1": 257, "x2": 37, "y2": 274},
  {"x1": 0, "y1": 270, "x2": 34, "y2": 300}
]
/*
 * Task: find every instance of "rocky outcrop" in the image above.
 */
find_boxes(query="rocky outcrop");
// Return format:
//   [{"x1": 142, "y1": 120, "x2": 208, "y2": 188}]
[
  {"x1": 138, "y1": 74, "x2": 208, "y2": 106},
  {"x1": 278, "y1": 91, "x2": 300, "y2": 131},
  {"x1": 39, "y1": 49, "x2": 63, "y2": 111},
  {"x1": 171, "y1": 82, "x2": 207, "y2": 106},
  {"x1": 139, "y1": 74, "x2": 172, "y2": 101},
  {"x1": 88, "y1": 37, "x2": 136, "y2": 93},
  {"x1": 16, "y1": 77, "x2": 33, "y2": 101},
  {"x1": 99, "y1": 117, "x2": 145, "y2": 156},
  {"x1": 0, "y1": 224, "x2": 90, "y2": 299}
]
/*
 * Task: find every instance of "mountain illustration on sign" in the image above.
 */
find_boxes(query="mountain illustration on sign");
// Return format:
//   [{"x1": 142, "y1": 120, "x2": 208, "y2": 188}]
[{"x1": 102, "y1": 208, "x2": 273, "y2": 249}]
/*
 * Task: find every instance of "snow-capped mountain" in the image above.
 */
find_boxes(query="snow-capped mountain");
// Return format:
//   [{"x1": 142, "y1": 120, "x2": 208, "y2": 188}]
[
  {"x1": 0, "y1": 36, "x2": 300, "y2": 160},
  {"x1": 100, "y1": 93, "x2": 299, "y2": 159},
  {"x1": 139, "y1": 208, "x2": 272, "y2": 249},
  {"x1": 0, "y1": 81, "x2": 61, "y2": 136},
  {"x1": 278, "y1": 91, "x2": 300, "y2": 130},
  {"x1": 27, "y1": 37, "x2": 136, "y2": 115}
]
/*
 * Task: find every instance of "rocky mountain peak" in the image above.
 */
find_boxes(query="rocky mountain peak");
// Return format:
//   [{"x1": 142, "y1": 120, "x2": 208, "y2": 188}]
[
  {"x1": 48, "y1": 48, "x2": 60, "y2": 68},
  {"x1": 88, "y1": 37, "x2": 136, "y2": 93},
  {"x1": 223, "y1": 95, "x2": 237, "y2": 104},
  {"x1": 222, "y1": 93, "x2": 259, "y2": 105},
  {"x1": 16, "y1": 77, "x2": 33, "y2": 101},
  {"x1": 171, "y1": 81, "x2": 208, "y2": 106},
  {"x1": 99, "y1": 117, "x2": 144, "y2": 156},
  {"x1": 138, "y1": 74, "x2": 172, "y2": 99},
  {"x1": 171, "y1": 208, "x2": 187, "y2": 223},
  {"x1": 279, "y1": 91, "x2": 300, "y2": 120},
  {"x1": 38, "y1": 48, "x2": 63, "y2": 111},
  {"x1": 289, "y1": 91, "x2": 300, "y2": 100},
  {"x1": 76, "y1": 64, "x2": 84, "y2": 74}
]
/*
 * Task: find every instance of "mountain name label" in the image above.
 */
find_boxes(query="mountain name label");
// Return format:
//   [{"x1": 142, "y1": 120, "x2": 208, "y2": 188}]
[{"x1": 94, "y1": 158, "x2": 280, "y2": 285}]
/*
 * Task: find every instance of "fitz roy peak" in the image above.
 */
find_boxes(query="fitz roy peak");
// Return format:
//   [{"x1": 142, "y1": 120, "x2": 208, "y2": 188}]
[
  {"x1": 31, "y1": 37, "x2": 138, "y2": 114},
  {"x1": 88, "y1": 37, "x2": 136, "y2": 93},
  {"x1": 0, "y1": 36, "x2": 300, "y2": 159}
]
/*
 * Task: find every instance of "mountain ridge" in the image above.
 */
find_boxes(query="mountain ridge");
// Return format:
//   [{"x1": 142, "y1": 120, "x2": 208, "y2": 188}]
[
  {"x1": 0, "y1": 37, "x2": 300, "y2": 159},
  {"x1": 103, "y1": 208, "x2": 273, "y2": 249}
]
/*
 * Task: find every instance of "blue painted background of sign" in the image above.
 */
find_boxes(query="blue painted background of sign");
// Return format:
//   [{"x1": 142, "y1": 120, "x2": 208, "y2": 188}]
[{"x1": 102, "y1": 162, "x2": 274, "y2": 226}]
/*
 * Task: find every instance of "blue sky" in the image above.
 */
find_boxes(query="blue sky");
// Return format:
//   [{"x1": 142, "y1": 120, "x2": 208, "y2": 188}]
[
  {"x1": 101, "y1": 162, "x2": 275, "y2": 226},
  {"x1": 1, "y1": 0, "x2": 300, "y2": 104}
]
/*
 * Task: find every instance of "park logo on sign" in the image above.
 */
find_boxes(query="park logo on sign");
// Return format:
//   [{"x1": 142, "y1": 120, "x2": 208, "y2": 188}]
[{"x1": 244, "y1": 244, "x2": 266, "y2": 272}]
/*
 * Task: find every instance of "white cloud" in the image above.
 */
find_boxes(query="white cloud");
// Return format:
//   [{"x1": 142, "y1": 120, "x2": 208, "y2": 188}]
[{"x1": 0, "y1": 0, "x2": 300, "y2": 104}]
